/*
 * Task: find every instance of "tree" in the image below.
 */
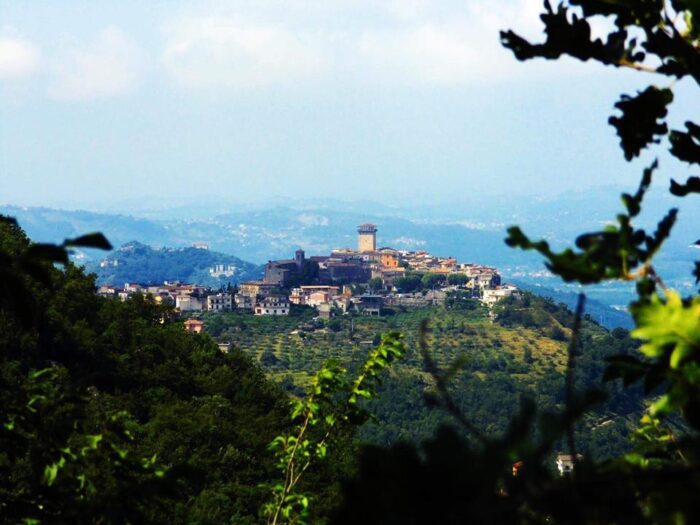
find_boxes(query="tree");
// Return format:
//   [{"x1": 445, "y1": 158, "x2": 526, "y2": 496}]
[
  {"x1": 447, "y1": 273, "x2": 468, "y2": 286},
  {"x1": 368, "y1": 277, "x2": 383, "y2": 293},
  {"x1": 393, "y1": 274, "x2": 423, "y2": 293},
  {"x1": 421, "y1": 273, "x2": 446, "y2": 289}
]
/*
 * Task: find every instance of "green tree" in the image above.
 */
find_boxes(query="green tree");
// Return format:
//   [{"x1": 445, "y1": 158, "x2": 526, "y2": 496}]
[
  {"x1": 421, "y1": 273, "x2": 446, "y2": 289},
  {"x1": 393, "y1": 274, "x2": 423, "y2": 293},
  {"x1": 447, "y1": 273, "x2": 468, "y2": 286},
  {"x1": 368, "y1": 277, "x2": 383, "y2": 293}
]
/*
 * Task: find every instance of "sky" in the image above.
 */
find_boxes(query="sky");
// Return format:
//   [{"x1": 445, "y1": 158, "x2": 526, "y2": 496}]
[{"x1": 0, "y1": 0, "x2": 697, "y2": 211}]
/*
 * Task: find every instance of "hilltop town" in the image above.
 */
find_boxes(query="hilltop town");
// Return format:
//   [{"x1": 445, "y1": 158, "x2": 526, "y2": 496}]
[{"x1": 97, "y1": 224, "x2": 519, "y2": 326}]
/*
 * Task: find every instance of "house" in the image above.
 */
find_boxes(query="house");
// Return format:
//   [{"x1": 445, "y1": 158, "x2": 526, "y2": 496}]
[
  {"x1": 556, "y1": 453, "x2": 583, "y2": 476},
  {"x1": 317, "y1": 303, "x2": 333, "y2": 319},
  {"x1": 97, "y1": 285, "x2": 119, "y2": 298},
  {"x1": 254, "y1": 295, "x2": 291, "y2": 316},
  {"x1": 355, "y1": 294, "x2": 383, "y2": 316},
  {"x1": 207, "y1": 293, "x2": 233, "y2": 311},
  {"x1": 184, "y1": 319, "x2": 204, "y2": 333},
  {"x1": 289, "y1": 285, "x2": 340, "y2": 305},
  {"x1": 306, "y1": 291, "x2": 331, "y2": 307},
  {"x1": 176, "y1": 294, "x2": 204, "y2": 311},
  {"x1": 235, "y1": 294, "x2": 254, "y2": 311},
  {"x1": 239, "y1": 281, "x2": 278, "y2": 299},
  {"x1": 481, "y1": 285, "x2": 519, "y2": 307}
]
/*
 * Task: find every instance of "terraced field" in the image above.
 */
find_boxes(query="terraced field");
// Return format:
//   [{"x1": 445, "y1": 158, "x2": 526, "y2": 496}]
[{"x1": 202, "y1": 303, "x2": 570, "y2": 390}]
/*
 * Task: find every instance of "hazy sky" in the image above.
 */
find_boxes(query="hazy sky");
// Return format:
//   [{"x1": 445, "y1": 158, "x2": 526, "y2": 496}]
[{"x1": 1, "y1": 0, "x2": 696, "y2": 210}]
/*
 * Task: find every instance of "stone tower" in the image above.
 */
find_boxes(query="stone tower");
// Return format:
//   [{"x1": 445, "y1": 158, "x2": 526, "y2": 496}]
[
  {"x1": 295, "y1": 249, "x2": 305, "y2": 270},
  {"x1": 357, "y1": 224, "x2": 377, "y2": 253}
]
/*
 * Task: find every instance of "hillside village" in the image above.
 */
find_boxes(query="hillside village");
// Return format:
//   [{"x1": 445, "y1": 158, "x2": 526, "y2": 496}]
[{"x1": 97, "y1": 224, "x2": 519, "y2": 326}]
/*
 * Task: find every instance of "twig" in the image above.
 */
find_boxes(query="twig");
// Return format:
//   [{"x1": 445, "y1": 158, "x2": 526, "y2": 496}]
[{"x1": 565, "y1": 293, "x2": 586, "y2": 472}]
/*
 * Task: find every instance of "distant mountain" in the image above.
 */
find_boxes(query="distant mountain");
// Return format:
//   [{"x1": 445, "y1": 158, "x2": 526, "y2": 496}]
[
  {"x1": 0, "y1": 205, "x2": 171, "y2": 247},
  {"x1": 84, "y1": 241, "x2": 263, "y2": 287}
]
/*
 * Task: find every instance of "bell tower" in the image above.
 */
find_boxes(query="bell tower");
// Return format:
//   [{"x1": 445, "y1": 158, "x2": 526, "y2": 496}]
[{"x1": 357, "y1": 224, "x2": 377, "y2": 253}]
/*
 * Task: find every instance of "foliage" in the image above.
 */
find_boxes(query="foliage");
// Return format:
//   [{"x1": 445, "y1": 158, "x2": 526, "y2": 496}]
[
  {"x1": 447, "y1": 273, "x2": 468, "y2": 286},
  {"x1": 86, "y1": 240, "x2": 262, "y2": 287},
  {"x1": 393, "y1": 273, "x2": 424, "y2": 293},
  {"x1": 368, "y1": 277, "x2": 383, "y2": 293}
]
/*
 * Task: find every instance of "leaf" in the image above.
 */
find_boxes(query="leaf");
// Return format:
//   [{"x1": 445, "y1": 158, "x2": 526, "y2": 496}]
[
  {"x1": 64, "y1": 232, "x2": 112, "y2": 250},
  {"x1": 632, "y1": 291, "x2": 700, "y2": 368},
  {"x1": 604, "y1": 355, "x2": 649, "y2": 386},
  {"x1": 670, "y1": 176, "x2": 700, "y2": 196},
  {"x1": 621, "y1": 160, "x2": 656, "y2": 217},
  {"x1": 609, "y1": 86, "x2": 673, "y2": 161},
  {"x1": 669, "y1": 121, "x2": 700, "y2": 165},
  {"x1": 25, "y1": 243, "x2": 69, "y2": 264}
]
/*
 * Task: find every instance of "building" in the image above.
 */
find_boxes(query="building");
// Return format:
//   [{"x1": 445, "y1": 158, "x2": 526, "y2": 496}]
[
  {"x1": 263, "y1": 249, "x2": 320, "y2": 288},
  {"x1": 239, "y1": 281, "x2": 278, "y2": 298},
  {"x1": 290, "y1": 285, "x2": 340, "y2": 305},
  {"x1": 235, "y1": 294, "x2": 254, "y2": 311},
  {"x1": 355, "y1": 294, "x2": 383, "y2": 316},
  {"x1": 209, "y1": 264, "x2": 236, "y2": 278},
  {"x1": 176, "y1": 294, "x2": 204, "y2": 311},
  {"x1": 481, "y1": 285, "x2": 519, "y2": 307},
  {"x1": 357, "y1": 223, "x2": 378, "y2": 252},
  {"x1": 556, "y1": 453, "x2": 583, "y2": 476},
  {"x1": 254, "y1": 295, "x2": 291, "y2": 316},
  {"x1": 207, "y1": 293, "x2": 233, "y2": 311},
  {"x1": 317, "y1": 303, "x2": 333, "y2": 319},
  {"x1": 184, "y1": 319, "x2": 204, "y2": 333}
]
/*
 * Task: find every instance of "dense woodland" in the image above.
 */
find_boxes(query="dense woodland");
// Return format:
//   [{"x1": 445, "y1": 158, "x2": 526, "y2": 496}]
[{"x1": 87, "y1": 241, "x2": 262, "y2": 288}]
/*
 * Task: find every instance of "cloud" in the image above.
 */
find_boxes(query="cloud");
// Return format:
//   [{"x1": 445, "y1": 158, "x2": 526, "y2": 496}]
[
  {"x1": 160, "y1": 1, "x2": 558, "y2": 90},
  {"x1": 356, "y1": 0, "x2": 549, "y2": 86},
  {"x1": 0, "y1": 35, "x2": 40, "y2": 80},
  {"x1": 162, "y1": 16, "x2": 325, "y2": 89},
  {"x1": 48, "y1": 26, "x2": 144, "y2": 101}
]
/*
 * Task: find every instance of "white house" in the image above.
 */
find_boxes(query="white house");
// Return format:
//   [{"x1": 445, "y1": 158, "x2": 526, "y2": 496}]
[{"x1": 254, "y1": 295, "x2": 290, "y2": 316}]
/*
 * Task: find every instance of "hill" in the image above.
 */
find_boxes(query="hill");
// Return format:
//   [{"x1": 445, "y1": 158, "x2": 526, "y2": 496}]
[
  {"x1": 512, "y1": 280, "x2": 634, "y2": 330},
  {"x1": 84, "y1": 241, "x2": 263, "y2": 287},
  {"x1": 201, "y1": 294, "x2": 642, "y2": 460}
]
